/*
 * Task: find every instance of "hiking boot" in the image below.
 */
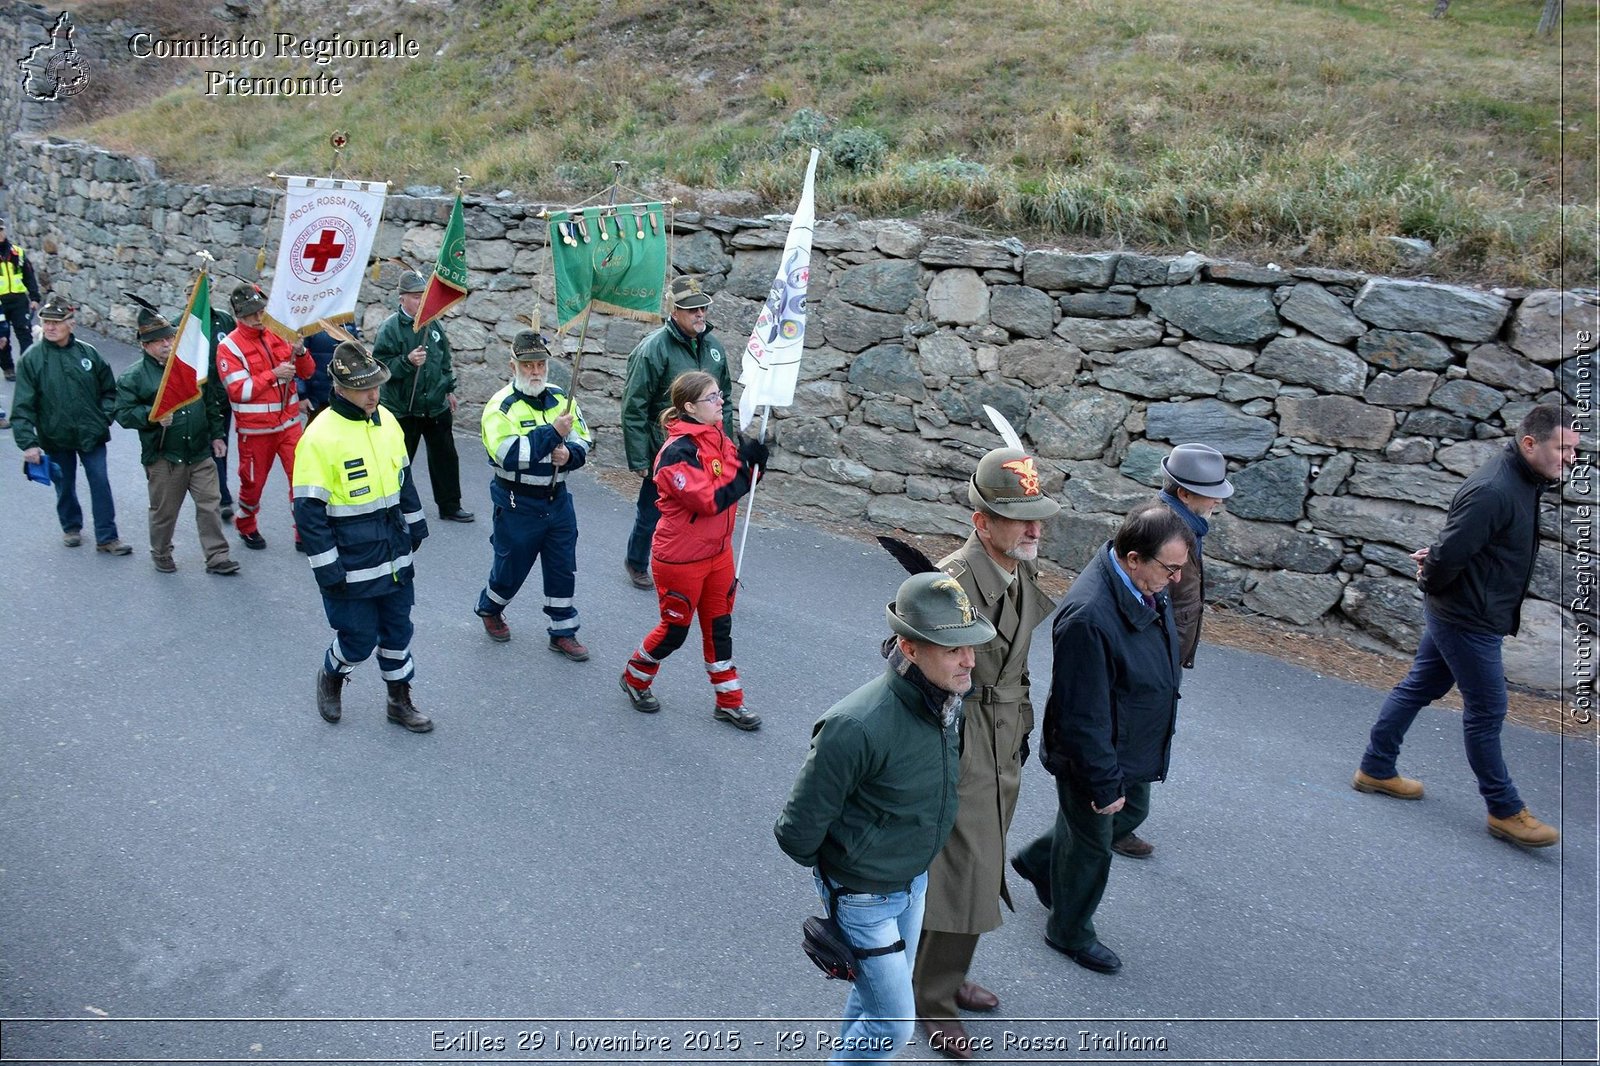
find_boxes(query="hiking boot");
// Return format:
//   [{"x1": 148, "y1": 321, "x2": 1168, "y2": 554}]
[
  {"x1": 152, "y1": 553, "x2": 177, "y2": 573},
  {"x1": 62, "y1": 530, "x2": 82, "y2": 548},
  {"x1": 713, "y1": 704, "x2": 762, "y2": 731},
  {"x1": 385, "y1": 681, "x2": 433, "y2": 733},
  {"x1": 0, "y1": 414, "x2": 9, "y2": 429},
  {"x1": 481, "y1": 613, "x2": 511, "y2": 642},
  {"x1": 620, "y1": 673, "x2": 660, "y2": 713},
  {"x1": 206, "y1": 559, "x2": 241, "y2": 575},
  {"x1": 624, "y1": 562, "x2": 653, "y2": 590},
  {"x1": 239, "y1": 530, "x2": 267, "y2": 550},
  {"x1": 549, "y1": 635, "x2": 589, "y2": 661},
  {"x1": 1487, "y1": 808, "x2": 1560, "y2": 849},
  {"x1": 97, "y1": 539, "x2": 133, "y2": 556},
  {"x1": 316, "y1": 668, "x2": 344, "y2": 723},
  {"x1": 1352, "y1": 770, "x2": 1424, "y2": 800},
  {"x1": 1112, "y1": 832, "x2": 1154, "y2": 858}
]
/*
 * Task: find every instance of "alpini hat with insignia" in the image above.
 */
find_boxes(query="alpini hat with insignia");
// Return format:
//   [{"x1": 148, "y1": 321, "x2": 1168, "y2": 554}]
[
  {"x1": 135, "y1": 308, "x2": 177, "y2": 344},
  {"x1": 668, "y1": 274, "x2": 712, "y2": 311},
  {"x1": 970, "y1": 447, "x2": 1060, "y2": 521},
  {"x1": 230, "y1": 282, "x2": 268, "y2": 317},
  {"x1": 512, "y1": 329, "x2": 553, "y2": 362},
  {"x1": 329, "y1": 340, "x2": 390, "y2": 390},
  {"x1": 399, "y1": 270, "x2": 428, "y2": 294},
  {"x1": 38, "y1": 294, "x2": 74, "y2": 320},
  {"x1": 886, "y1": 572, "x2": 997, "y2": 648}
]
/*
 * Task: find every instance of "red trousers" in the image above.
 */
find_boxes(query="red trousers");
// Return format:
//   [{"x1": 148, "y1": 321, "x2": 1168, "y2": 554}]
[
  {"x1": 624, "y1": 546, "x2": 743, "y2": 710},
  {"x1": 235, "y1": 423, "x2": 302, "y2": 537}
]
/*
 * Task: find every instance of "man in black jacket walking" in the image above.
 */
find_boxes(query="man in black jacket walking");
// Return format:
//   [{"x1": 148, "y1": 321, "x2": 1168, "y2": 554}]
[{"x1": 1354, "y1": 404, "x2": 1577, "y2": 848}]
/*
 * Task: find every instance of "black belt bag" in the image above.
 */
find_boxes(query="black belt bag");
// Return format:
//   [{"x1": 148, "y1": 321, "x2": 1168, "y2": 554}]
[{"x1": 802, "y1": 875, "x2": 905, "y2": 982}]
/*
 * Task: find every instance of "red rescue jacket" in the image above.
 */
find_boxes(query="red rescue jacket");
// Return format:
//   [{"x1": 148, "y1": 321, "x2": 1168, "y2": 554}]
[
  {"x1": 217, "y1": 321, "x2": 314, "y2": 436},
  {"x1": 651, "y1": 416, "x2": 755, "y2": 564}
]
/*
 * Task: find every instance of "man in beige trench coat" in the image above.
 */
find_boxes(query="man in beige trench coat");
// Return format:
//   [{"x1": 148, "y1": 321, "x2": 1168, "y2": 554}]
[{"x1": 914, "y1": 447, "x2": 1060, "y2": 1059}]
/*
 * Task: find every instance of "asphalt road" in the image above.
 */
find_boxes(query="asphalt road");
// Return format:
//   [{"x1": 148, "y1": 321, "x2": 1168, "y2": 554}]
[{"x1": 0, "y1": 328, "x2": 1595, "y2": 1066}]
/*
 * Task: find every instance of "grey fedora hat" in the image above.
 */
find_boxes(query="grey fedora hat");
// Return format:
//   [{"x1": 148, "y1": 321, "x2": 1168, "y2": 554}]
[{"x1": 1162, "y1": 443, "x2": 1234, "y2": 499}]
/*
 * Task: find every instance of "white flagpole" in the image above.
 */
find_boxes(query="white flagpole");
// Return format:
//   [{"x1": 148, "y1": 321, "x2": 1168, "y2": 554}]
[{"x1": 733, "y1": 405, "x2": 771, "y2": 581}]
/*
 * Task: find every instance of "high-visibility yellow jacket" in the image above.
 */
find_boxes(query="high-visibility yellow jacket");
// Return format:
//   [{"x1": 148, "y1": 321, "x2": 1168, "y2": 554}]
[
  {"x1": 0, "y1": 240, "x2": 40, "y2": 300},
  {"x1": 480, "y1": 381, "x2": 591, "y2": 490},
  {"x1": 292, "y1": 395, "x2": 428, "y2": 599}
]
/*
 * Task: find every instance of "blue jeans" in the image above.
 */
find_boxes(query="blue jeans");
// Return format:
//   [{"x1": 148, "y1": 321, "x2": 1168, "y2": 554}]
[
  {"x1": 49, "y1": 443, "x2": 118, "y2": 544},
  {"x1": 624, "y1": 474, "x2": 660, "y2": 573},
  {"x1": 1361, "y1": 612, "x2": 1521, "y2": 817},
  {"x1": 812, "y1": 871, "x2": 925, "y2": 1064}
]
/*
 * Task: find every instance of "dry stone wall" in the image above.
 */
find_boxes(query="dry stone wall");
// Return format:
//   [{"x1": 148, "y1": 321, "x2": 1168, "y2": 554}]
[{"x1": 7, "y1": 135, "x2": 1597, "y2": 691}]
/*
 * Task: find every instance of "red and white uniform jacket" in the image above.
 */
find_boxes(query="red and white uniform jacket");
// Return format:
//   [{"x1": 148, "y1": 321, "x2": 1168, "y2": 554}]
[
  {"x1": 651, "y1": 416, "x2": 755, "y2": 565},
  {"x1": 217, "y1": 321, "x2": 314, "y2": 436}
]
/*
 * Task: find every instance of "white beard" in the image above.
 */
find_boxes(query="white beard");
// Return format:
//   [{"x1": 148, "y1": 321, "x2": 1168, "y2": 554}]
[{"x1": 515, "y1": 374, "x2": 546, "y2": 395}]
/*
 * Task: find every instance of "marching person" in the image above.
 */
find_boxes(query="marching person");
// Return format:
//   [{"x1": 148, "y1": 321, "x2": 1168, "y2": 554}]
[
  {"x1": 373, "y1": 270, "x2": 473, "y2": 522},
  {"x1": 1354, "y1": 404, "x2": 1577, "y2": 848},
  {"x1": 1011, "y1": 502, "x2": 1191, "y2": 976},
  {"x1": 914, "y1": 448, "x2": 1059, "y2": 1059},
  {"x1": 1109, "y1": 443, "x2": 1235, "y2": 861},
  {"x1": 619, "y1": 370, "x2": 765, "y2": 731},
  {"x1": 11, "y1": 295, "x2": 131, "y2": 555},
  {"x1": 205, "y1": 299, "x2": 237, "y2": 520},
  {"x1": 216, "y1": 282, "x2": 314, "y2": 551},
  {"x1": 475, "y1": 330, "x2": 592, "y2": 660},
  {"x1": 112, "y1": 299, "x2": 239, "y2": 576},
  {"x1": 294, "y1": 341, "x2": 433, "y2": 734},
  {"x1": 619, "y1": 275, "x2": 734, "y2": 590},
  {"x1": 0, "y1": 216, "x2": 42, "y2": 381},
  {"x1": 775, "y1": 572, "x2": 995, "y2": 1064}
]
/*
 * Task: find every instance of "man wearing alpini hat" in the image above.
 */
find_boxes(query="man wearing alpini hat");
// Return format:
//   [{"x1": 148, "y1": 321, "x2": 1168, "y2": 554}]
[
  {"x1": 619, "y1": 274, "x2": 734, "y2": 590},
  {"x1": 216, "y1": 281, "x2": 314, "y2": 550},
  {"x1": 914, "y1": 448, "x2": 1059, "y2": 1058},
  {"x1": 776, "y1": 573, "x2": 995, "y2": 1064},
  {"x1": 112, "y1": 297, "x2": 239, "y2": 575},
  {"x1": 294, "y1": 341, "x2": 433, "y2": 733}
]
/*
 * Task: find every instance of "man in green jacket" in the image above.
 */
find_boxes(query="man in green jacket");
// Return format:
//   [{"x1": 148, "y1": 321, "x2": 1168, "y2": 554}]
[
  {"x1": 12, "y1": 295, "x2": 131, "y2": 554},
  {"x1": 776, "y1": 572, "x2": 995, "y2": 1064},
  {"x1": 113, "y1": 302, "x2": 240, "y2": 575},
  {"x1": 373, "y1": 270, "x2": 473, "y2": 522},
  {"x1": 618, "y1": 275, "x2": 734, "y2": 589}
]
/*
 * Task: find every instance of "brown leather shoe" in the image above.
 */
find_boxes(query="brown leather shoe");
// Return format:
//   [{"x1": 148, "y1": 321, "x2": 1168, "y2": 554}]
[
  {"x1": 481, "y1": 613, "x2": 510, "y2": 642},
  {"x1": 624, "y1": 562, "x2": 654, "y2": 590},
  {"x1": 1487, "y1": 808, "x2": 1560, "y2": 848},
  {"x1": 920, "y1": 1019, "x2": 976, "y2": 1060},
  {"x1": 549, "y1": 635, "x2": 590, "y2": 661},
  {"x1": 152, "y1": 553, "x2": 177, "y2": 573},
  {"x1": 1352, "y1": 770, "x2": 1424, "y2": 800},
  {"x1": 955, "y1": 980, "x2": 999, "y2": 1013},
  {"x1": 1112, "y1": 832, "x2": 1155, "y2": 858}
]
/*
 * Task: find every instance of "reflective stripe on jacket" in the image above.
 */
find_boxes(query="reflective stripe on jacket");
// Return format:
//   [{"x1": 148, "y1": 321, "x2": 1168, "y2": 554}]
[
  {"x1": 0, "y1": 241, "x2": 38, "y2": 299},
  {"x1": 480, "y1": 382, "x2": 590, "y2": 486},
  {"x1": 217, "y1": 323, "x2": 313, "y2": 435},
  {"x1": 650, "y1": 416, "x2": 751, "y2": 565}
]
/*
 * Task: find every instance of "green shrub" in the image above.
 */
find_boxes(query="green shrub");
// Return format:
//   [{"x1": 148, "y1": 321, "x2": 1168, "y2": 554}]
[{"x1": 828, "y1": 127, "x2": 888, "y2": 172}]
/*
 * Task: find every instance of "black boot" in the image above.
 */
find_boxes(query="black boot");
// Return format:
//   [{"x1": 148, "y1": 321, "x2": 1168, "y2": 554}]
[
  {"x1": 316, "y1": 668, "x2": 344, "y2": 723},
  {"x1": 385, "y1": 681, "x2": 433, "y2": 733}
]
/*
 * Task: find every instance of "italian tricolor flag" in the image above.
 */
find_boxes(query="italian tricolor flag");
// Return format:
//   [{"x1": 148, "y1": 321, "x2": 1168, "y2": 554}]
[{"x1": 150, "y1": 271, "x2": 212, "y2": 423}]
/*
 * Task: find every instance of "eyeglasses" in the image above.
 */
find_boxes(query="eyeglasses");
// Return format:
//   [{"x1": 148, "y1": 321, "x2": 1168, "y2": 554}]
[
  {"x1": 1150, "y1": 557, "x2": 1185, "y2": 577},
  {"x1": 696, "y1": 392, "x2": 722, "y2": 404}
]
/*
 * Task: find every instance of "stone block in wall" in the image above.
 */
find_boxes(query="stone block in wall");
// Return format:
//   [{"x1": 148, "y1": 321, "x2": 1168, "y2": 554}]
[
  {"x1": 1256, "y1": 336, "x2": 1368, "y2": 396},
  {"x1": 1042, "y1": 506, "x2": 1120, "y2": 572},
  {"x1": 1204, "y1": 559, "x2": 1249, "y2": 605},
  {"x1": 715, "y1": 292, "x2": 763, "y2": 347},
  {"x1": 936, "y1": 381, "x2": 1031, "y2": 428},
  {"x1": 1001, "y1": 337, "x2": 1081, "y2": 388},
  {"x1": 868, "y1": 494, "x2": 971, "y2": 537},
  {"x1": 927, "y1": 268, "x2": 988, "y2": 325},
  {"x1": 1208, "y1": 513, "x2": 1342, "y2": 572},
  {"x1": 671, "y1": 230, "x2": 732, "y2": 280},
  {"x1": 1058, "y1": 292, "x2": 1137, "y2": 319},
  {"x1": 1278, "y1": 281, "x2": 1367, "y2": 344},
  {"x1": 1465, "y1": 343, "x2": 1555, "y2": 394},
  {"x1": 1144, "y1": 284, "x2": 1281, "y2": 345},
  {"x1": 1383, "y1": 437, "x2": 1434, "y2": 464},
  {"x1": 777, "y1": 416, "x2": 842, "y2": 457},
  {"x1": 472, "y1": 240, "x2": 516, "y2": 271},
  {"x1": 1120, "y1": 441, "x2": 1169, "y2": 487},
  {"x1": 1058, "y1": 460, "x2": 1153, "y2": 515},
  {"x1": 848, "y1": 344, "x2": 926, "y2": 400},
  {"x1": 1502, "y1": 598, "x2": 1571, "y2": 691},
  {"x1": 1113, "y1": 254, "x2": 1169, "y2": 286},
  {"x1": 1340, "y1": 575, "x2": 1425, "y2": 651},
  {"x1": 1356, "y1": 329, "x2": 1455, "y2": 371},
  {"x1": 819, "y1": 294, "x2": 903, "y2": 352},
  {"x1": 841, "y1": 425, "x2": 971, "y2": 477},
  {"x1": 1429, "y1": 378, "x2": 1506, "y2": 419},
  {"x1": 1311, "y1": 452, "x2": 1355, "y2": 495},
  {"x1": 793, "y1": 379, "x2": 849, "y2": 419},
  {"x1": 1178, "y1": 340, "x2": 1257, "y2": 373},
  {"x1": 1219, "y1": 372, "x2": 1278, "y2": 403},
  {"x1": 1096, "y1": 348, "x2": 1221, "y2": 399},
  {"x1": 764, "y1": 476, "x2": 868, "y2": 521},
  {"x1": 1054, "y1": 315, "x2": 1165, "y2": 352},
  {"x1": 921, "y1": 236, "x2": 1018, "y2": 269},
  {"x1": 1144, "y1": 399, "x2": 1276, "y2": 459},
  {"x1": 1023, "y1": 250, "x2": 1118, "y2": 290},
  {"x1": 1352, "y1": 278, "x2": 1511, "y2": 342},
  {"x1": 1245, "y1": 571, "x2": 1344, "y2": 625},
  {"x1": 861, "y1": 400, "x2": 917, "y2": 431},
  {"x1": 1560, "y1": 355, "x2": 1593, "y2": 402},
  {"x1": 1345, "y1": 462, "x2": 1465, "y2": 509},
  {"x1": 800, "y1": 457, "x2": 876, "y2": 487},
  {"x1": 917, "y1": 331, "x2": 978, "y2": 377},
  {"x1": 1363, "y1": 369, "x2": 1438, "y2": 408},
  {"x1": 726, "y1": 249, "x2": 782, "y2": 299},
  {"x1": 1399, "y1": 408, "x2": 1475, "y2": 440},
  {"x1": 1507, "y1": 290, "x2": 1599, "y2": 363},
  {"x1": 1203, "y1": 261, "x2": 1291, "y2": 285},
  {"x1": 729, "y1": 225, "x2": 788, "y2": 249},
  {"x1": 1278, "y1": 395, "x2": 1395, "y2": 450},
  {"x1": 988, "y1": 285, "x2": 1054, "y2": 338},
  {"x1": 1225, "y1": 455, "x2": 1310, "y2": 521},
  {"x1": 1307, "y1": 495, "x2": 1444, "y2": 549},
  {"x1": 1541, "y1": 502, "x2": 1592, "y2": 549},
  {"x1": 1027, "y1": 388, "x2": 1131, "y2": 459},
  {"x1": 835, "y1": 259, "x2": 921, "y2": 314},
  {"x1": 1434, "y1": 439, "x2": 1501, "y2": 476},
  {"x1": 876, "y1": 221, "x2": 926, "y2": 259}
]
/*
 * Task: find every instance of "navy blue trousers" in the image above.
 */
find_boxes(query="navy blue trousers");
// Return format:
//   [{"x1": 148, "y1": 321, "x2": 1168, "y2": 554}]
[
  {"x1": 322, "y1": 582, "x2": 416, "y2": 682},
  {"x1": 476, "y1": 481, "x2": 579, "y2": 637}
]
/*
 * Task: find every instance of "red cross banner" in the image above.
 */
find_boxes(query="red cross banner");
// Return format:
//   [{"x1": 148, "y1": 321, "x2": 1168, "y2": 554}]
[{"x1": 263, "y1": 176, "x2": 388, "y2": 340}]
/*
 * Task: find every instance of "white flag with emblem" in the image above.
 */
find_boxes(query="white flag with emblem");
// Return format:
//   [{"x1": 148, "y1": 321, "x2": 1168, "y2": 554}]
[
  {"x1": 737, "y1": 148, "x2": 819, "y2": 432},
  {"x1": 263, "y1": 176, "x2": 387, "y2": 340}
]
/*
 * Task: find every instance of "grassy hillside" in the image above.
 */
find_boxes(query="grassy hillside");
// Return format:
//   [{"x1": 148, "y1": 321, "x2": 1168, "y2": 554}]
[{"x1": 68, "y1": 0, "x2": 1598, "y2": 285}]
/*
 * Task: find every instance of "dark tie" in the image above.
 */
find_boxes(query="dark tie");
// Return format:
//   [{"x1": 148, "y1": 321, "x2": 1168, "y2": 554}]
[{"x1": 1142, "y1": 593, "x2": 1158, "y2": 613}]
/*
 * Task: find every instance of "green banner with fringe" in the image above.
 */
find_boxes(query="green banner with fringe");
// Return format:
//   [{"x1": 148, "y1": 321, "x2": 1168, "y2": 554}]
[{"x1": 549, "y1": 202, "x2": 667, "y2": 331}]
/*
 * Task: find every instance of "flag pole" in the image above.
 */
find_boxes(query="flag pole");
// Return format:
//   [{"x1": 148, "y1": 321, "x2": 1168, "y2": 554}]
[
  {"x1": 549, "y1": 306, "x2": 592, "y2": 489},
  {"x1": 733, "y1": 404, "x2": 771, "y2": 581}
]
